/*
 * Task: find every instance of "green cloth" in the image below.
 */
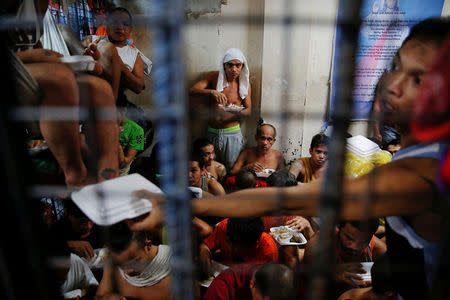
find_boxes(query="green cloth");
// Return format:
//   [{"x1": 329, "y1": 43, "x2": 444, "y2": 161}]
[{"x1": 119, "y1": 119, "x2": 144, "y2": 151}]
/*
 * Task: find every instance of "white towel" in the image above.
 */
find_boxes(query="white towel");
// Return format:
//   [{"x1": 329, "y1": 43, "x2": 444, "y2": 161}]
[
  {"x1": 216, "y1": 48, "x2": 250, "y2": 100},
  {"x1": 119, "y1": 245, "x2": 171, "y2": 287}
]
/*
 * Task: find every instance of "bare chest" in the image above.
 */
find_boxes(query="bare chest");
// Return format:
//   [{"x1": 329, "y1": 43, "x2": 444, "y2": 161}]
[
  {"x1": 246, "y1": 151, "x2": 279, "y2": 169},
  {"x1": 222, "y1": 82, "x2": 242, "y2": 105}
]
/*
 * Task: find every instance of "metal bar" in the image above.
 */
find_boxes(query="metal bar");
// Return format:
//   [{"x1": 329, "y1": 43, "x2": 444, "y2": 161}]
[
  {"x1": 148, "y1": 1, "x2": 193, "y2": 299},
  {"x1": 306, "y1": 0, "x2": 362, "y2": 299}
]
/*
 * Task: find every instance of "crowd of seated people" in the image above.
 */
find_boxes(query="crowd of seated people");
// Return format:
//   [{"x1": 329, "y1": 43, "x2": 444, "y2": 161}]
[{"x1": 5, "y1": 1, "x2": 450, "y2": 299}]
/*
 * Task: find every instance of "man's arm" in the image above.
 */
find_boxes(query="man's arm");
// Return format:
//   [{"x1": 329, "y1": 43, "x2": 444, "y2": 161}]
[
  {"x1": 120, "y1": 53, "x2": 145, "y2": 94},
  {"x1": 199, "y1": 242, "x2": 213, "y2": 278},
  {"x1": 288, "y1": 159, "x2": 305, "y2": 182},
  {"x1": 276, "y1": 151, "x2": 286, "y2": 170},
  {"x1": 189, "y1": 71, "x2": 228, "y2": 105},
  {"x1": 193, "y1": 158, "x2": 440, "y2": 220},
  {"x1": 122, "y1": 148, "x2": 138, "y2": 165},
  {"x1": 15, "y1": 48, "x2": 63, "y2": 64},
  {"x1": 228, "y1": 150, "x2": 247, "y2": 175},
  {"x1": 208, "y1": 179, "x2": 226, "y2": 196},
  {"x1": 371, "y1": 236, "x2": 387, "y2": 261}
]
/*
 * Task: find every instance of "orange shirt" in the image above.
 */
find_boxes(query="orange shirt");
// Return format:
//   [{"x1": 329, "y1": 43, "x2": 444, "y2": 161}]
[{"x1": 203, "y1": 219, "x2": 278, "y2": 265}]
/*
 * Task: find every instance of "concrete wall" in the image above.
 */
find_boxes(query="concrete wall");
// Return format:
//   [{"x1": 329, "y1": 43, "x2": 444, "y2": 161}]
[
  {"x1": 260, "y1": 0, "x2": 338, "y2": 163},
  {"x1": 184, "y1": 0, "x2": 265, "y2": 145}
]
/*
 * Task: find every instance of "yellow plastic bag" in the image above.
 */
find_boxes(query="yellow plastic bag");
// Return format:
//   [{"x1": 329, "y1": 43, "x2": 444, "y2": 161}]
[{"x1": 344, "y1": 150, "x2": 392, "y2": 178}]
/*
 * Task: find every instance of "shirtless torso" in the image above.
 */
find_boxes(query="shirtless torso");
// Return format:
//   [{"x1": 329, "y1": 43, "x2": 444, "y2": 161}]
[
  {"x1": 230, "y1": 147, "x2": 285, "y2": 175},
  {"x1": 190, "y1": 71, "x2": 252, "y2": 129}
]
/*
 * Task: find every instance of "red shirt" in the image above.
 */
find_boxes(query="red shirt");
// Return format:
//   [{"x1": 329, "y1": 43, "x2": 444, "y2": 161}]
[
  {"x1": 203, "y1": 219, "x2": 278, "y2": 265},
  {"x1": 203, "y1": 263, "x2": 262, "y2": 300}
]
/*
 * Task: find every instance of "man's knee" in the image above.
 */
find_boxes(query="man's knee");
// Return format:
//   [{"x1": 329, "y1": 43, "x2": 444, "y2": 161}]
[
  {"x1": 30, "y1": 63, "x2": 79, "y2": 106},
  {"x1": 77, "y1": 75, "x2": 115, "y2": 107}
]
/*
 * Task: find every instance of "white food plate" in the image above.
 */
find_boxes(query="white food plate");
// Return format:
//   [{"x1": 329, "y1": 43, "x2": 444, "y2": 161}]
[
  {"x1": 218, "y1": 104, "x2": 245, "y2": 112},
  {"x1": 61, "y1": 55, "x2": 96, "y2": 72},
  {"x1": 255, "y1": 169, "x2": 275, "y2": 178},
  {"x1": 346, "y1": 135, "x2": 380, "y2": 157},
  {"x1": 275, "y1": 232, "x2": 307, "y2": 246},
  {"x1": 71, "y1": 174, "x2": 162, "y2": 226},
  {"x1": 199, "y1": 260, "x2": 229, "y2": 288}
]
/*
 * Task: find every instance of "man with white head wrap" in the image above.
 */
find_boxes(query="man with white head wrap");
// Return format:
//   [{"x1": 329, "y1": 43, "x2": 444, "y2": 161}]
[{"x1": 190, "y1": 48, "x2": 252, "y2": 171}]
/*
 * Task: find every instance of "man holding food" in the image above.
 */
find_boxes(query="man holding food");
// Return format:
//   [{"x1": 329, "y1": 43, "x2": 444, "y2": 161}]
[
  {"x1": 189, "y1": 48, "x2": 252, "y2": 170},
  {"x1": 229, "y1": 124, "x2": 285, "y2": 176}
]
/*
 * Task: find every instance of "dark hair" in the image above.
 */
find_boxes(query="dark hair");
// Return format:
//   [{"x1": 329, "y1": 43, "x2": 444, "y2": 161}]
[
  {"x1": 256, "y1": 124, "x2": 277, "y2": 138},
  {"x1": 267, "y1": 170, "x2": 298, "y2": 187},
  {"x1": 371, "y1": 253, "x2": 396, "y2": 294},
  {"x1": 402, "y1": 17, "x2": 450, "y2": 47},
  {"x1": 107, "y1": 7, "x2": 133, "y2": 26},
  {"x1": 254, "y1": 263, "x2": 296, "y2": 300},
  {"x1": 226, "y1": 218, "x2": 264, "y2": 247},
  {"x1": 338, "y1": 219, "x2": 380, "y2": 236},
  {"x1": 235, "y1": 170, "x2": 257, "y2": 189},
  {"x1": 310, "y1": 133, "x2": 329, "y2": 150},
  {"x1": 106, "y1": 222, "x2": 149, "y2": 254},
  {"x1": 193, "y1": 138, "x2": 213, "y2": 156},
  {"x1": 189, "y1": 152, "x2": 205, "y2": 169}
]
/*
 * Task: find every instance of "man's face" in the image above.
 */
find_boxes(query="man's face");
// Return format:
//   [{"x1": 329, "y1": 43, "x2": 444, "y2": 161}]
[
  {"x1": 110, "y1": 241, "x2": 148, "y2": 276},
  {"x1": 380, "y1": 39, "x2": 439, "y2": 132},
  {"x1": 309, "y1": 145, "x2": 328, "y2": 167},
  {"x1": 188, "y1": 161, "x2": 202, "y2": 186},
  {"x1": 107, "y1": 11, "x2": 132, "y2": 43},
  {"x1": 200, "y1": 144, "x2": 215, "y2": 167},
  {"x1": 255, "y1": 125, "x2": 276, "y2": 151},
  {"x1": 338, "y1": 223, "x2": 373, "y2": 262},
  {"x1": 224, "y1": 59, "x2": 243, "y2": 81},
  {"x1": 68, "y1": 215, "x2": 93, "y2": 239}
]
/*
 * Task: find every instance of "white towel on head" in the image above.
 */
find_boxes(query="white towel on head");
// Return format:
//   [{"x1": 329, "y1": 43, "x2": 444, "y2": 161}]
[{"x1": 216, "y1": 48, "x2": 250, "y2": 100}]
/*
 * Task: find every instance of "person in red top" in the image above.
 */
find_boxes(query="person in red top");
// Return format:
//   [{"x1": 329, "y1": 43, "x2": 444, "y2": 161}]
[
  {"x1": 199, "y1": 218, "x2": 278, "y2": 278},
  {"x1": 203, "y1": 263, "x2": 295, "y2": 300}
]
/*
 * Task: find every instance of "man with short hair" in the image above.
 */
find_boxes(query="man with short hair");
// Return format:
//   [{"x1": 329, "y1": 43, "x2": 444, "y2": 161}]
[
  {"x1": 230, "y1": 124, "x2": 285, "y2": 176},
  {"x1": 190, "y1": 48, "x2": 252, "y2": 170},
  {"x1": 203, "y1": 263, "x2": 296, "y2": 300},
  {"x1": 289, "y1": 133, "x2": 329, "y2": 183},
  {"x1": 189, "y1": 155, "x2": 225, "y2": 196},
  {"x1": 95, "y1": 224, "x2": 171, "y2": 300},
  {"x1": 305, "y1": 219, "x2": 386, "y2": 296},
  {"x1": 199, "y1": 218, "x2": 278, "y2": 277},
  {"x1": 193, "y1": 138, "x2": 227, "y2": 183}
]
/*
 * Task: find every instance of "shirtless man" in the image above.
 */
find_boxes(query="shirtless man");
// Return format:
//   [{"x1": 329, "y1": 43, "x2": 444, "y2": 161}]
[
  {"x1": 289, "y1": 133, "x2": 329, "y2": 183},
  {"x1": 189, "y1": 156, "x2": 225, "y2": 196},
  {"x1": 189, "y1": 48, "x2": 252, "y2": 170},
  {"x1": 95, "y1": 225, "x2": 171, "y2": 300},
  {"x1": 229, "y1": 124, "x2": 285, "y2": 176},
  {"x1": 193, "y1": 138, "x2": 227, "y2": 183}
]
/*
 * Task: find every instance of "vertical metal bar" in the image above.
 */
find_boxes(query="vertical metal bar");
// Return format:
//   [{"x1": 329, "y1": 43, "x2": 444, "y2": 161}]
[
  {"x1": 149, "y1": 1, "x2": 193, "y2": 299},
  {"x1": 306, "y1": 0, "x2": 362, "y2": 299}
]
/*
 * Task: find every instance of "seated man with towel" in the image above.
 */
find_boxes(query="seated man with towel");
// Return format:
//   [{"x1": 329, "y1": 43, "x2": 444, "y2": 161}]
[
  {"x1": 96, "y1": 223, "x2": 172, "y2": 300},
  {"x1": 189, "y1": 48, "x2": 252, "y2": 171}
]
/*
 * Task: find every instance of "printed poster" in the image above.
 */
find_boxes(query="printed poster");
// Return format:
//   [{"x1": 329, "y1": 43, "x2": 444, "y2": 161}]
[{"x1": 330, "y1": 0, "x2": 445, "y2": 120}]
